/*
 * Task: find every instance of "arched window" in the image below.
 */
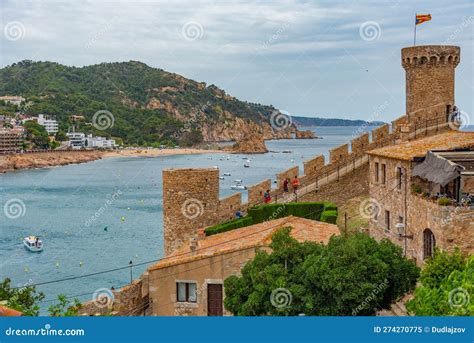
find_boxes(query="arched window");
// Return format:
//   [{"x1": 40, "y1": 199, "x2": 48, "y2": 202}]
[{"x1": 423, "y1": 229, "x2": 436, "y2": 259}]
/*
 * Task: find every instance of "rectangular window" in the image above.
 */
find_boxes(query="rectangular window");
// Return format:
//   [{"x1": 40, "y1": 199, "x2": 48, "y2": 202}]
[
  {"x1": 176, "y1": 282, "x2": 197, "y2": 303},
  {"x1": 385, "y1": 210, "x2": 390, "y2": 231},
  {"x1": 375, "y1": 162, "x2": 379, "y2": 183},
  {"x1": 381, "y1": 164, "x2": 386, "y2": 184},
  {"x1": 398, "y1": 216, "x2": 404, "y2": 225},
  {"x1": 397, "y1": 167, "x2": 402, "y2": 189}
]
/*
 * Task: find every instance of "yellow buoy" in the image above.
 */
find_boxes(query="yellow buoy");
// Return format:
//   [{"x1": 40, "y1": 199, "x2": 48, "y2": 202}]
[{"x1": 121, "y1": 216, "x2": 125, "y2": 221}]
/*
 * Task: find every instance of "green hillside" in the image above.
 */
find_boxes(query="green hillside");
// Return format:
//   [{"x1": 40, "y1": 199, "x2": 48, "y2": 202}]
[{"x1": 0, "y1": 60, "x2": 278, "y2": 146}]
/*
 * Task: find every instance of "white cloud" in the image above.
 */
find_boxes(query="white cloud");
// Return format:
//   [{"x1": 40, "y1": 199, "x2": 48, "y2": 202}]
[{"x1": 0, "y1": 0, "x2": 472, "y2": 120}]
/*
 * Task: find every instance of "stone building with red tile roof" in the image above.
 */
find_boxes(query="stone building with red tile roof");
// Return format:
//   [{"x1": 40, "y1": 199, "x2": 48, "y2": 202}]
[
  {"x1": 366, "y1": 131, "x2": 474, "y2": 265},
  {"x1": 147, "y1": 216, "x2": 339, "y2": 316}
]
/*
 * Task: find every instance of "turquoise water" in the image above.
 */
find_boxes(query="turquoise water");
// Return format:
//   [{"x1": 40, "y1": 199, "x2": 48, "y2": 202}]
[{"x1": 0, "y1": 126, "x2": 371, "y2": 311}]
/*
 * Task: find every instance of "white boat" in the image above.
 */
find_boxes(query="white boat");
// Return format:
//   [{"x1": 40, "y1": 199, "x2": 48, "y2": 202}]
[
  {"x1": 234, "y1": 179, "x2": 243, "y2": 183},
  {"x1": 244, "y1": 163, "x2": 250, "y2": 168},
  {"x1": 223, "y1": 172, "x2": 231, "y2": 176},
  {"x1": 231, "y1": 184, "x2": 247, "y2": 190},
  {"x1": 23, "y1": 236, "x2": 43, "y2": 252},
  {"x1": 246, "y1": 159, "x2": 251, "y2": 163},
  {"x1": 219, "y1": 176, "x2": 225, "y2": 180}
]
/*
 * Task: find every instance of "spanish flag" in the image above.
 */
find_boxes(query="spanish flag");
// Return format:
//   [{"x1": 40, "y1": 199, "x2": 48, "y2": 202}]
[{"x1": 416, "y1": 14, "x2": 432, "y2": 25}]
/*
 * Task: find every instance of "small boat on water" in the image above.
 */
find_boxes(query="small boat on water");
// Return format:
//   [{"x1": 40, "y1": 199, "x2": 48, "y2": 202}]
[
  {"x1": 23, "y1": 236, "x2": 43, "y2": 252},
  {"x1": 231, "y1": 183, "x2": 247, "y2": 190},
  {"x1": 223, "y1": 172, "x2": 231, "y2": 176},
  {"x1": 219, "y1": 176, "x2": 225, "y2": 180},
  {"x1": 244, "y1": 163, "x2": 250, "y2": 168},
  {"x1": 231, "y1": 180, "x2": 247, "y2": 190}
]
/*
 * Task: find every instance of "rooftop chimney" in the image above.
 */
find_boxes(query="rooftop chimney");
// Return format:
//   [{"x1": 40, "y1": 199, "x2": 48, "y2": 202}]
[{"x1": 189, "y1": 237, "x2": 198, "y2": 255}]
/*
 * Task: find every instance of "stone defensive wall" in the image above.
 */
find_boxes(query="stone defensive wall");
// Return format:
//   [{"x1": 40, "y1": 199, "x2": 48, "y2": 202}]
[{"x1": 163, "y1": 113, "x2": 454, "y2": 256}]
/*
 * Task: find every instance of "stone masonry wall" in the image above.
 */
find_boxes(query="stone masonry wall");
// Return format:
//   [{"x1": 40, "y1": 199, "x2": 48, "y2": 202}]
[
  {"x1": 163, "y1": 168, "x2": 220, "y2": 256},
  {"x1": 247, "y1": 179, "x2": 272, "y2": 207},
  {"x1": 303, "y1": 155, "x2": 325, "y2": 177},
  {"x1": 351, "y1": 133, "x2": 369, "y2": 156},
  {"x1": 78, "y1": 273, "x2": 150, "y2": 316},
  {"x1": 372, "y1": 124, "x2": 390, "y2": 144},
  {"x1": 368, "y1": 154, "x2": 473, "y2": 265},
  {"x1": 218, "y1": 193, "x2": 242, "y2": 222},
  {"x1": 276, "y1": 166, "x2": 299, "y2": 191},
  {"x1": 329, "y1": 143, "x2": 349, "y2": 164},
  {"x1": 300, "y1": 162, "x2": 369, "y2": 206},
  {"x1": 402, "y1": 45, "x2": 460, "y2": 118}
]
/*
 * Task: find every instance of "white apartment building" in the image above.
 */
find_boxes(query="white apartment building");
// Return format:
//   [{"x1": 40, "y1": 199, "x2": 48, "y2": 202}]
[
  {"x1": 85, "y1": 134, "x2": 116, "y2": 149},
  {"x1": 66, "y1": 131, "x2": 86, "y2": 149},
  {"x1": 37, "y1": 114, "x2": 59, "y2": 135}
]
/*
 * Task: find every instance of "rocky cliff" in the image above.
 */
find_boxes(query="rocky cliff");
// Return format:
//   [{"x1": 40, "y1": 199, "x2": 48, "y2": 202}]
[
  {"x1": 225, "y1": 132, "x2": 268, "y2": 154},
  {"x1": 295, "y1": 130, "x2": 318, "y2": 139}
]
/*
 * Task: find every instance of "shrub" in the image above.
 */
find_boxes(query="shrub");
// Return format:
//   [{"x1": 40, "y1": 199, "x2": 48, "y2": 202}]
[
  {"x1": 205, "y1": 217, "x2": 254, "y2": 236},
  {"x1": 320, "y1": 210, "x2": 338, "y2": 224},
  {"x1": 224, "y1": 231, "x2": 419, "y2": 316},
  {"x1": 411, "y1": 184, "x2": 422, "y2": 194},
  {"x1": 407, "y1": 251, "x2": 472, "y2": 316},
  {"x1": 205, "y1": 202, "x2": 337, "y2": 236},
  {"x1": 437, "y1": 197, "x2": 452, "y2": 206}
]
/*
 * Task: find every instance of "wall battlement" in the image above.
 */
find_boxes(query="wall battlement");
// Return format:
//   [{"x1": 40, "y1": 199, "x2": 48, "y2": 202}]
[{"x1": 162, "y1": 45, "x2": 460, "y2": 256}]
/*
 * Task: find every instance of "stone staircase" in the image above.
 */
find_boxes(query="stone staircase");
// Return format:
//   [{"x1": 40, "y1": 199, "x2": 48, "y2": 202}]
[{"x1": 377, "y1": 294, "x2": 413, "y2": 316}]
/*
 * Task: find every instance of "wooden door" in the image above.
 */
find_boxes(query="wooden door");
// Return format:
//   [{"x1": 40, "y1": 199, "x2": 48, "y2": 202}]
[{"x1": 207, "y1": 284, "x2": 223, "y2": 316}]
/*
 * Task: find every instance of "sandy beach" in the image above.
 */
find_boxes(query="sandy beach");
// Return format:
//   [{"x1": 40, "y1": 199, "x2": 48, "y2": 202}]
[
  {"x1": 0, "y1": 148, "x2": 223, "y2": 173},
  {"x1": 103, "y1": 148, "x2": 222, "y2": 158}
]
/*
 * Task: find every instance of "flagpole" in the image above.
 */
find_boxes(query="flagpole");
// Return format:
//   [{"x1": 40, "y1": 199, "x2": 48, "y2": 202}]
[{"x1": 414, "y1": 14, "x2": 417, "y2": 46}]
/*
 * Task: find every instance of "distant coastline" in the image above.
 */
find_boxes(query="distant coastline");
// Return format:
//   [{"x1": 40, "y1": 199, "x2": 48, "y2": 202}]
[{"x1": 292, "y1": 116, "x2": 385, "y2": 127}]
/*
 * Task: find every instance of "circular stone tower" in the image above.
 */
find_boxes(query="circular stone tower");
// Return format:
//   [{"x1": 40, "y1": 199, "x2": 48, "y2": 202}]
[{"x1": 401, "y1": 45, "x2": 460, "y2": 122}]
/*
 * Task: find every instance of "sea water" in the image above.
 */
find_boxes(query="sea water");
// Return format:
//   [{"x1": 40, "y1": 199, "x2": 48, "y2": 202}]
[{"x1": 0, "y1": 126, "x2": 373, "y2": 311}]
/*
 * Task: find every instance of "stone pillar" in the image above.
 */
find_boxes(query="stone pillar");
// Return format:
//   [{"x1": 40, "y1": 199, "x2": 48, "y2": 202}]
[{"x1": 162, "y1": 168, "x2": 220, "y2": 256}]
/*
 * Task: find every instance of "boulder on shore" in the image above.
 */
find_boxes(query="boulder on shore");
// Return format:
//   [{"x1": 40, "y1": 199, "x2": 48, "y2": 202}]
[
  {"x1": 295, "y1": 129, "x2": 318, "y2": 139},
  {"x1": 226, "y1": 132, "x2": 268, "y2": 154}
]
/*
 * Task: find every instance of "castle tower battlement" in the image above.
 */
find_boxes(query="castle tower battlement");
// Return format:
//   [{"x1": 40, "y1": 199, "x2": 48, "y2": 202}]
[
  {"x1": 163, "y1": 168, "x2": 220, "y2": 256},
  {"x1": 402, "y1": 45, "x2": 460, "y2": 122}
]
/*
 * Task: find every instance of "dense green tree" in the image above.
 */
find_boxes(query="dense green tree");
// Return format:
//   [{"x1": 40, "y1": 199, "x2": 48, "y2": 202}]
[
  {"x1": 48, "y1": 295, "x2": 82, "y2": 316},
  {"x1": 224, "y1": 230, "x2": 419, "y2": 316},
  {"x1": 23, "y1": 120, "x2": 50, "y2": 149},
  {"x1": 0, "y1": 278, "x2": 45, "y2": 316},
  {"x1": 407, "y1": 251, "x2": 473, "y2": 316}
]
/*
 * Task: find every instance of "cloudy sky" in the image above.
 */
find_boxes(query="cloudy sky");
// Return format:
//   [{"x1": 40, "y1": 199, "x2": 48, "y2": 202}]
[{"x1": 1, "y1": 0, "x2": 472, "y2": 121}]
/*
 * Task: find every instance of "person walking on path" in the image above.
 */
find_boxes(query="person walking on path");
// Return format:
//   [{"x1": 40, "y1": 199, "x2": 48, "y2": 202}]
[
  {"x1": 291, "y1": 176, "x2": 300, "y2": 195},
  {"x1": 283, "y1": 178, "x2": 289, "y2": 192},
  {"x1": 264, "y1": 189, "x2": 271, "y2": 203}
]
